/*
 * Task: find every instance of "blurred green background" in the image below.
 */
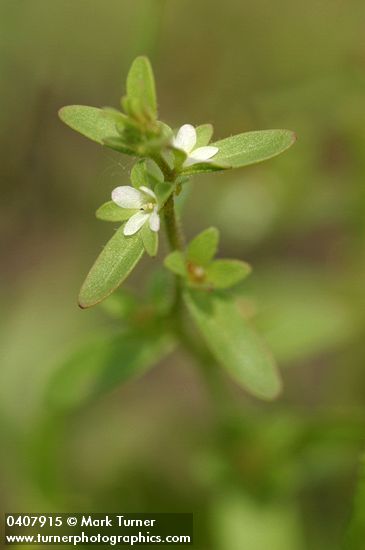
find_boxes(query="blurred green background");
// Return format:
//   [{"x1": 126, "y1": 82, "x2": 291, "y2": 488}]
[{"x1": 1, "y1": 1, "x2": 365, "y2": 548}]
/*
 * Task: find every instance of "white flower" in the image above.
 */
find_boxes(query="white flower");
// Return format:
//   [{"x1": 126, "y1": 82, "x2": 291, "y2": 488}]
[
  {"x1": 172, "y1": 124, "x2": 219, "y2": 168},
  {"x1": 111, "y1": 185, "x2": 160, "y2": 236}
]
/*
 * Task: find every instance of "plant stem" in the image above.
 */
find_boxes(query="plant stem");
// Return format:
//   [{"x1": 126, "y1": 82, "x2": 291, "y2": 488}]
[
  {"x1": 152, "y1": 153, "x2": 236, "y2": 414},
  {"x1": 163, "y1": 194, "x2": 184, "y2": 251}
]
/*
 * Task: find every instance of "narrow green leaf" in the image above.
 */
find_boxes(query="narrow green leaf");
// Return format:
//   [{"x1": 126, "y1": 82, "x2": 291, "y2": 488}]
[
  {"x1": 182, "y1": 161, "x2": 229, "y2": 176},
  {"x1": 58, "y1": 106, "x2": 119, "y2": 144},
  {"x1": 46, "y1": 328, "x2": 175, "y2": 412},
  {"x1": 206, "y1": 259, "x2": 251, "y2": 289},
  {"x1": 195, "y1": 124, "x2": 213, "y2": 147},
  {"x1": 78, "y1": 227, "x2": 144, "y2": 308},
  {"x1": 187, "y1": 227, "x2": 220, "y2": 267},
  {"x1": 211, "y1": 129, "x2": 296, "y2": 169},
  {"x1": 141, "y1": 224, "x2": 158, "y2": 257},
  {"x1": 164, "y1": 251, "x2": 187, "y2": 277},
  {"x1": 182, "y1": 129, "x2": 296, "y2": 175},
  {"x1": 96, "y1": 201, "x2": 135, "y2": 222},
  {"x1": 126, "y1": 56, "x2": 157, "y2": 118},
  {"x1": 184, "y1": 290, "x2": 281, "y2": 400}
]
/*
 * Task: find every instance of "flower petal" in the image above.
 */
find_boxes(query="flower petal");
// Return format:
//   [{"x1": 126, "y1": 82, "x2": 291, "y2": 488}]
[
  {"x1": 172, "y1": 124, "x2": 196, "y2": 153},
  {"x1": 123, "y1": 211, "x2": 149, "y2": 235},
  {"x1": 112, "y1": 186, "x2": 144, "y2": 208},
  {"x1": 184, "y1": 146, "x2": 219, "y2": 167},
  {"x1": 139, "y1": 186, "x2": 157, "y2": 200},
  {"x1": 149, "y1": 209, "x2": 160, "y2": 232}
]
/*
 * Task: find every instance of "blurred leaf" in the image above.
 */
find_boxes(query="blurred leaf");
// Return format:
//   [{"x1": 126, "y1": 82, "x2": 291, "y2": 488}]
[
  {"x1": 126, "y1": 56, "x2": 157, "y2": 119},
  {"x1": 164, "y1": 251, "x2": 187, "y2": 277},
  {"x1": 345, "y1": 455, "x2": 365, "y2": 549},
  {"x1": 58, "y1": 106, "x2": 119, "y2": 144},
  {"x1": 78, "y1": 227, "x2": 144, "y2": 308},
  {"x1": 96, "y1": 202, "x2": 134, "y2": 222},
  {"x1": 146, "y1": 269, "x2": 173, "y2": 316},
  {"x1": 183, "y1": 130, "x2": 296, "y2": 174},
  {"x1": 206, "y1": 259, "x2": 251, "y2": 289},
  {"x1": 195, "y1": 124, "x2": 214, "y2": 147},
  {"x1": 184, "y1": 290, "x2": 281, "y2": 400},
  {"x1": 187, "y1": 227, "x2": 220, "y2": 266},
  {"x1": 47, "y1": 328, "x2": 175, "y2": 412},
  {"x1": 211, "y1": 491, "x2": 304, "y2": 550},
  {"x1": 101, "y1": 290, "x2": 137, "y2": 319},
  {"x1": 141, "y1": 224, "x2": 158, "y2": 257},
  {"x1": 246, "y1": 269, "x2": 356, "y2": 365}
]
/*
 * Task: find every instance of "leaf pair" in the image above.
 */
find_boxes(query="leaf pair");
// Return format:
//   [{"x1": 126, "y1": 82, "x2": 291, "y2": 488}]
[
  {"x1": 59, "y1": 57, "x2": 170, "y2": 159},
  {"x1": 58, "y1": 56, "x2": 295, "y2": 175},
  {"x1": 164, "y1": 227, "x2": 251, "y2": 290}
]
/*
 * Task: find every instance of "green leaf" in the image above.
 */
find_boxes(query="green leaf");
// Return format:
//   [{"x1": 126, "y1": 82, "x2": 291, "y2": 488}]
[
  {"x1": 154, "y1": 182, "x2": 174, "y2": 207},
  {"x1": 206, "y1": 259, "x2": 251, "y2": 289},
  {"x1": 141, "y1": 224, "x2": 158, "y2": 257},
  {"x1": 187, "y1": 227, "x2": 220, "y2": 266},
  {"x1": 146, "y1": 160, "x2": 164, "y2": 184},
  {"x1": 103, "y1": 107, "x2": 128, "y2": 132},
  {"x1": 182, "y1": 161, "x2": 229, "y2": 176},
  {"x1": 184, "y1": 290, "x2": 281, "y2": 400},
  {"x1": 182, "y1": 129, "x2": 296, "y2": 174},
  {"x1": 102, "y1": 137, "x2": 137, "y2": 156},
  {"x1": 79, "y1": 227, "x2": 144, "y2": 308},
  {"x1": 131, "y1": 160, "x2": 164, "y2": 189},
  {"x1": 171, "y1": 146, "x2": 187, "y2": 170},
  {"x1": 211, "y1": 129, "x2": 296, "y2": 169},
  {"x1": 126, "y1": 56, "x2": 157, "y2": 118},
  {"x1": 58, "y1": 106, "x2": 119, "y2": 144},
  {"x1": 131, "y1": 160, "x2": 148, "y2": 188},
  {"x1": 195, "y1": 124, "x2": 213, "y2": 147},
  {"x1": 96, "y1": 201, "x2": 135, "y2": 222},
  {"x1": 164, "y1": 251, "x2": 187, "y2": 277},
  {"x1": 46, "y1": 328, "x2": 174, "y2": 412}
]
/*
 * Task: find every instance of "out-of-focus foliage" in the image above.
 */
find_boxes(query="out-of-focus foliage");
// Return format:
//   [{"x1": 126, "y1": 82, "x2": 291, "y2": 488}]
[{"x1": 1, "y1": 1, "x2": 365, "y2": 548}]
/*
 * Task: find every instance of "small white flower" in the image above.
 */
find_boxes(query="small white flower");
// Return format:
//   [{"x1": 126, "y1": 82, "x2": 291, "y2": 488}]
[
  {"x1": 172, "y1": 124, "x2": 219, "y2": 168},
  {"x1": 111, "y1": 185, "x2": 160, "y2": 236}
]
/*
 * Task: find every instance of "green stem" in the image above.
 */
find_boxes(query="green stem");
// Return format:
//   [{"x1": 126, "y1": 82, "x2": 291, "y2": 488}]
[
  {"x1": 152, "y1": 154, "x2": 236, "y2": 415},
  {"x1": 163, "y1": 194, "x2": 184, "y2": 251}
]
